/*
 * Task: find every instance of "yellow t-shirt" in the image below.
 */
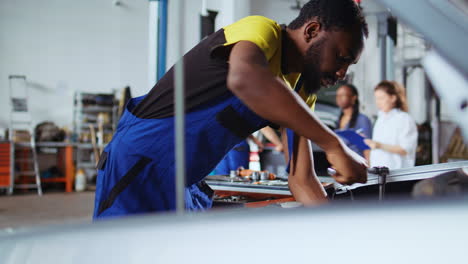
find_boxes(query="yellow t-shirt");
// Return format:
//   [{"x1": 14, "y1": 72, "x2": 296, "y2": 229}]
[{"x1": 222, "y1": 16, "x2": 317, "y2": 110}]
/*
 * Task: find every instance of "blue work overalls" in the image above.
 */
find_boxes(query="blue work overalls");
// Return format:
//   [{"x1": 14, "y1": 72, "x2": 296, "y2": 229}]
[
  {"x1": 212, "y1": 140, "x2": 250, "y2": 175},
  {"x1": 93, "y1": 93, "x2": 273, "y2": 218}
]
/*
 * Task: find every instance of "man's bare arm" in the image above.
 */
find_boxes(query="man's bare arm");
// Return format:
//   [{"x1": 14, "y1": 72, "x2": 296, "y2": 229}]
[
  {"x1": 227, "y1": 41, "x2": 367, "y2": 184},
  {"x1": 281, "y1": 128, "x2": 327, "y2": 206}
]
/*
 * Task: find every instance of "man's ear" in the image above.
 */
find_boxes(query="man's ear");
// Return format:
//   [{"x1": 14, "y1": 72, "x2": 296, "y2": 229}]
[{"x1": 303, "y1": 21, "x2": 322, "y2": 43}]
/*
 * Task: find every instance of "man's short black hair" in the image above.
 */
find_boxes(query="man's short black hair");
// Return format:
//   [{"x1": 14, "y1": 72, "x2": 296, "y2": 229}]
[{"x1": 288, "y1": 0, "x2": 369, "y2": 38}]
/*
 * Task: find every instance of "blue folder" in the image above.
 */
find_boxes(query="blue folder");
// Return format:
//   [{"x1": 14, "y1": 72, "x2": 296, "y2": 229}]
[{"x1": 335, "y1": 129, "x2": 370, "y2": 151}]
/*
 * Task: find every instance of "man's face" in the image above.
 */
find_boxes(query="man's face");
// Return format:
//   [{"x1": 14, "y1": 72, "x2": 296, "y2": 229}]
[
  {"x1": 302, "y1": 27, "x2": 364, "y2": 90},
  {"x1": 336, "y1": 85, "x2": 356, "y2": 109}
]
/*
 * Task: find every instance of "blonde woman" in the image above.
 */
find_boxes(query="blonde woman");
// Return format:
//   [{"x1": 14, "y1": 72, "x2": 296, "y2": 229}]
[{"x1": 365, "y1": 81, "x2": 418, "y2": 169}]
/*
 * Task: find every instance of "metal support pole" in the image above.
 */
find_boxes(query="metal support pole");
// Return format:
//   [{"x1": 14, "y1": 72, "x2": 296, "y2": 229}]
[
  {"x1": 380, "y1": 33, "x2": 387, "y2": 81},
  {"x1": 368, "y1": 167, "x2": 389, "y2": 201},
  {"x1": 174, "y1": 0, "x2": 185, "y2": 214},
  {"x1": 386, "y1": 37, "x2": 395, "y2": 80},
  {"x1": 148, "y1": 0, "x2": 159, "y2": 87},
  {"x1": 431, "y1": 91, "x2": 441, "y2": 164},
  {"x1": 402, "y1": 66, "x2": 408, "y2": 88},
  {"x1": 377, "y1": 13, "x2": 388, "y2": 81},
  {"x1": 378, "y1": 174, "x2": 387, "y2": 201},
  {"x1": 201, "y1": 0, "x2": 208, "y2": 16},
  {"x1": 157, "y1": 0, "x2": 168, "y2": 80}
]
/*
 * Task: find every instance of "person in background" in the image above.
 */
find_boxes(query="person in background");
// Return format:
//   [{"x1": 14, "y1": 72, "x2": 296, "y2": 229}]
[
  {"x1": 365, "y1": 81, "x2": 418, "y2": 170},
  {"x1": 335, "y1": 83, "x2": 372, "y2": 159},
  {"x1": 213, "y1": 126, "x2": 283, "y2": 175}
]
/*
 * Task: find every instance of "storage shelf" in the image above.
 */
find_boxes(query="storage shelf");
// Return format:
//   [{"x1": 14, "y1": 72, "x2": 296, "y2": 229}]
[
  {"x1": 80, "y1": 125, "x2": 113, "y2": 131},
  {"x1": 80, "y1": 106, "x2": 115, "y2": 112},
  {"x1": 73, "y1": 91, "x2": 119, "y2": 176},
  {"x1": 76, "y1": 143, "x2": 107, "y2": 149},
  {"x1": 77, "y1": 162, "x2": 96, "y2": 168}
]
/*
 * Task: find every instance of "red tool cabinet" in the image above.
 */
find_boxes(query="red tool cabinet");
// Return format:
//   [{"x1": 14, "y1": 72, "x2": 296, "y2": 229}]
[{"x1": 0, "y1": 141, "x2": 12, "y2": 189}]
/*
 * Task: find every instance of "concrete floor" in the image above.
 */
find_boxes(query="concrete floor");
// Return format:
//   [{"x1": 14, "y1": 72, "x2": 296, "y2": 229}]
[{"x1": 0, "y1": 191, "x2": 95, "y2": 231}]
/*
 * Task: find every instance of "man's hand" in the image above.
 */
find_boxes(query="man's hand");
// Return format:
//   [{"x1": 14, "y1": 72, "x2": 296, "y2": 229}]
[{"x1": 326, "y1": 143, "x2": 368, "y2": 185}]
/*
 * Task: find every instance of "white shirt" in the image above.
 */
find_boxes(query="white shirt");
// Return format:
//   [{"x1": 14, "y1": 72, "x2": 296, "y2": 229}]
[{"x1": 370, "y1": 109, "x2": 418, "y2": 170}]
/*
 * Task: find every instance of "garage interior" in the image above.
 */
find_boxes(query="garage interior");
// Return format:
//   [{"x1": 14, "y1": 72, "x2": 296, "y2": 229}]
[{"x1": 0, "y1": 0, "x2": 467, "y2": 263}]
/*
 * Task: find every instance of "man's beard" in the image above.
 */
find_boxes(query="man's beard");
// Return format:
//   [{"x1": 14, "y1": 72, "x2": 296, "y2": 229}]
[{"x1": 301, "y1": 37, "x2": 332, "y2": 95}]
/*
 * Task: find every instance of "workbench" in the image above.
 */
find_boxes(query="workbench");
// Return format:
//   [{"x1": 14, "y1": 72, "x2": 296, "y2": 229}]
[
  {"x1": 15, "y1": 142, "x2": 75, "y2": 193},
  {"x1": 207, "y1": 176, "x2": 335, "y2": 196},
  {"x1": 207, "y1": 177, "x2": 335, "y2": 208},
  {"x1": 208, "y1": 161, "x2": 468, "y2": 204},
  {"x1": 207, "y1": 180, "x2": 292, "y2": 195},
  {"x1": 207, "y1": 180, "x2": 294, "y2": 208},
  {"x1": 342, "y1": 161, "x2": 468, "y2": 191}
]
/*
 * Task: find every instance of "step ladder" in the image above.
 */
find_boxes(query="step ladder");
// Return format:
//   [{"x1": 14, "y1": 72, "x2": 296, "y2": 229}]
[{"x1": 9, "y1": 75, "x2": 42, "y2": 195}]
